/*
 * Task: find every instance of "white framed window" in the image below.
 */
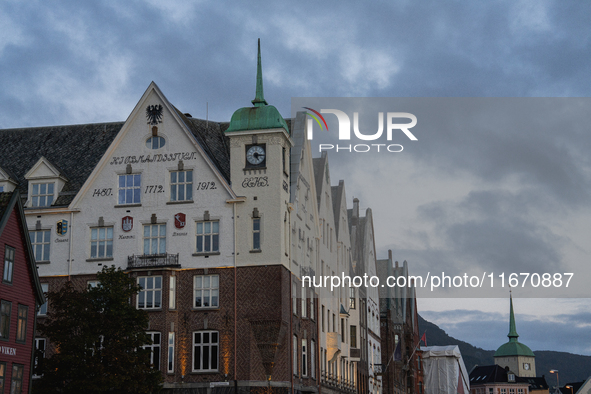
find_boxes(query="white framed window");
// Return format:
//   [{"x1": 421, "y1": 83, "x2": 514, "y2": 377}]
[
  {"x1": 145, "y1": 332, "x2": 161, "y2": 370},
  {"x1": 310, "y1": 291, "x2": 315, "y2": 320},
  {"x1": 118, "y1": 174, "x2": 141, "y2": 205},
  {"x1": 38, "y1": 283, "x2": 48, "y2": 316},
  {"x1": 170, "y1": 170, "x2": 193, "y2": 202},
  {"x1": 31, "y1": 183, "x2": 54, "y2": 207},
  {"x1": 11, "y1": 364, "x2": 24, "y2": 394},
  {"x1": 302, "y1": 287, "x2": 307, "y2": 318},
  {"x1": 168, "y1": 332, "x2": 175, "y2": 373},
  {"x1": 90, "y1": 227, "x2": 113, "y2": 258},
  {"x1": 16, "y1": 305, "x2": 28, "y2": 344},
  {"x1": 192, "y1": 331, "x2": 219, "y2": 372},
  {"x1": 293, "y1": 335, "x2": 298, "y2": 376},
  {"x1": 310, "y1": 340, "x2": 316, "y2": 379},
  {"x1": 349, "y1": 287, "x2": 356, "y2": 309},
  {"x1": 87, "y1": 280, "x2": 99, "y2": 289},
  {"x1": 196, "y1": 221, "x2": 219, "y2": 253},
  {"x1": 252, "y1": 218, "x2": 261, "y2": 250},
  {"x1": 137, "y1": 276, "x2": 162, "y2": 309},
  {"x1": 302, "y1": 339, "x2": 308, "y2": 377},
  {"x1": 292, "y1": 282, "x2": 297, "y2": 315},
  {"x1": 194, "y1": 275, "x2": 219, "y2": 308},
  {"x1": 169, "y1": 276, "x2": 176, "y2": 310},
  {"x1": 30, "y1": 230, "x2": 50, "y2": 262},
  {"x1": 3, "y1": 246, "x2": 14, "y2": 284},
  {"x1": 143, "y1": 224, "x2": 166, "y2": 255},
  {"x1": 146, "y1": 136, "x2": 165, "y2": 149},
  {"x1": 33, "y1": 338, "x2": 46, "y2": 378}
]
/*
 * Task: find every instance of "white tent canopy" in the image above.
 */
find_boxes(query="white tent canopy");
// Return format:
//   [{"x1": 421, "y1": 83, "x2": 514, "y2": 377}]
[{"x1": 420, "y1": 345, "x2": 470, "y2": 394}]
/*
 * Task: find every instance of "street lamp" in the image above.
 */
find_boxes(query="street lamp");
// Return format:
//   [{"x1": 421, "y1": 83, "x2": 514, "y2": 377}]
[
  {"x1": 550, "y1": 370, "x2": 560, "y2": 394},
  {"x1": 566, "y1": 385, "x2": 574, "y2": 394}
]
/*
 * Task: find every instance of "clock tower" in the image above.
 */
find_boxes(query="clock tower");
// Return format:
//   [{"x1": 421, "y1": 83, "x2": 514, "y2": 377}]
[
  {"x1": 494, "y1": 293, "x2": 536, "y2": 377},
  {"x1": 225, "y1": 39, "x2": 292, "y2": 268}
]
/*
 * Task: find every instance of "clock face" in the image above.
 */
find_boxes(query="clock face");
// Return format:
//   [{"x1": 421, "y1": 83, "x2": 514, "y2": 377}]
[
  {"x1": 246, "y1": 145, "x2": 266, "y2": 166},
  {"x1": 523, "y1": 363, "x2": 530, "y2": 370}
]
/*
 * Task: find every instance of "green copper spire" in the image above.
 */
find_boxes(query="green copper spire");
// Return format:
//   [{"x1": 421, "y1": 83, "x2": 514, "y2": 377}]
[
  {"x1": 494, "y1": 292, "x2": 534, "y2": 358},
  {"x1": 225, "y1": 39, "x2": 289, "y2": 134},
  {"x1": 508, "y1": 292, "x2": 519, "y2": 341},
  {"x1": 252, "y1": 38, "x2": 267, "y2": 107}
]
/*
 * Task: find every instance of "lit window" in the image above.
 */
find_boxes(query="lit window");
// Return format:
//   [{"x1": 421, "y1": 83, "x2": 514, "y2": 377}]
[
  {"x1": 170, "y1": 170, "x2": 192, "y2": 202},
  {"x1": 11, "y1": 364, "x2": 24, "y2": 394},
  {"x1": 118, "y1": 174, "x2": 141, "y2": 205},
  {"x1": 33, "y1": 338, "x2": 46, "y2": 377},
  {"x1": 30, "y1": 230, "x2": 50, "y2": 262},
  {"x1": 0, "y1": 301, "x2": 11, "y2": 340},
  {"x1": 192, "y1": 331, "x2": 219, "y2": 372},
  {"x1": 349, "y1": 287, "x2": 356, "y2": 309},
  {"x1": 143, "y1": 224, "x2": 166, "y2": 255},
  {"x1": 168, "y1": 332, "x2": 175, "y2": 373},
  {"x1": 196, "y1": 221, "x2": 219, "y2": 253},
  {"x1": 90, "y1": 227, "x2": 113, "y2": 258},
  {"x1": 137, "y1": 276, "x2": 162, "y2": 309},
  {"x1": 252, "y1": 218, "x2": 261, "y2": 250},
  {"x1": 31, "y1": 183, "x2": 54, "y2": 207},
  {"x1": 0, "y1": 363, "x2": 4, "y2": 391},
  {"x1": 169, "y1": 276, "x2": 176, "y2": 310},
  {"x1": 3, "y1": 246, "x2": 14, "y2": 284},
  {"x1": 38, "y1": 284, "x2": 48, "y2": 316},
  {"x1": 194, "y1": 275, "x2": 219, "y2": 308},
  {"x1": 145, "y1": 332, "x2": 161, "y2": 370},
  {"x1": 16, "y1": 305, "x2": 28, "y2": 343},
  {"x1": 146, "y1": 136, "x2": 165, "y2": 149}
]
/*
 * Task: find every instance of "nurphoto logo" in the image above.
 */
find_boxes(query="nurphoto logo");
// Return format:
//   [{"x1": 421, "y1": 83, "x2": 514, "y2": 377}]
[{"x1": 303, "y1": 107, "x2": 418, "y2": 153}]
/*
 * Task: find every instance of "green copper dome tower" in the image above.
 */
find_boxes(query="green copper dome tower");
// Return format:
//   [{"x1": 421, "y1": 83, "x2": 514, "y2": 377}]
[
  {"x1": 494, "y1": 292, "x2": 536, "y2": 377},
  {"x1": 225, "y1": 39, "x2": 289, "y2": 134}
]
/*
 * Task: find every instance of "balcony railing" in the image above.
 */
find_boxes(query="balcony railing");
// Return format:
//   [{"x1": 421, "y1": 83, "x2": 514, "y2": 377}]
[
  {"x1": 127, "y1": 253, "x2": 180, "y2": 269},
  {"x1": 320, "y1": 372, "x2": 356, "y2": 393}
]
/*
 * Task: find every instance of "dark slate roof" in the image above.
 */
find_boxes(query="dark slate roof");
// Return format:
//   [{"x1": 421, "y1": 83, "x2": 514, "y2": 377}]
[
  {"x1": 312, "y1": 152, "x2": 328, "y2": 208},
  {"x1": 559, "y1": 381, "x2": 583, "y2": 394},
  {"x1": 176, "y1": 111, "x2": 231, "y2": 182},
  {"x1": 0, "y1": 122, "x2": 124, "y2": 206},
  {"x1": 0, "y1": 113, "x2": 241, "y2": 206},
  {"x1": 519, "y1": 376, "x2": 549, "y2": 391},
  {"x1": 470, "y1": 365, "x2": 511, "y2": 384}
]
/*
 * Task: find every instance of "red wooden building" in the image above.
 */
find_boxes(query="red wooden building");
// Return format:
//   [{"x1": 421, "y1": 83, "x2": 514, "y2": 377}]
[{"x1": 0, "y1": 191, "x2": 45, "y2": 394}]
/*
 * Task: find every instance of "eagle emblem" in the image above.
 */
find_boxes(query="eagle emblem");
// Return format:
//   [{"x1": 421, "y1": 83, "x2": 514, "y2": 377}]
[{"x1": 146, "y1": 104, "x2": 163, "y2": 125}]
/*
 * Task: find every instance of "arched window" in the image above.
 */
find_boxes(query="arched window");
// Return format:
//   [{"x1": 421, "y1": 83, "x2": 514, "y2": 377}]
[{"x1": 146, "y1": 136, "x2": 165, "y2": 149}]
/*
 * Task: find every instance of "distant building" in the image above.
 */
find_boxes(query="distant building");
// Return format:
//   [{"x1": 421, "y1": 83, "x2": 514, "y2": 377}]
[
  {"x1": 0, "y1": 191, "x2": 46, "y2": 394},
  {"x1": 469, "y1": 364, "x2": 530, "y2": 394},
  {"x1": 494, "y1": 294, "x2": 536, "y2": 378},
  {"x1": 422, "y1": 345, "x2": 469, "y2": 394}
]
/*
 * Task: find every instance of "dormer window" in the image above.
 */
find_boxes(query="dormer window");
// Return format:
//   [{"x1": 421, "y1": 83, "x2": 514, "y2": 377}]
[
  {"x1": 31, "y1": 183, "x2": 55, "y2": 207},
  {"x1": 24, "y1": 157, "x2": 67, "y2": 208}
]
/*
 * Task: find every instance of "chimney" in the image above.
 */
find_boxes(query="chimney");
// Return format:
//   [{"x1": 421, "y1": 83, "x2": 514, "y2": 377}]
[
  {"x1": 388, "y1": 249, "x2": 392, "y2": 261},
  {"x1": 352, "y1": 198, "x2": 360, "y2": 225},
  {"x1": 395, "y1": 260, "x2": 399, "y2": 268}
]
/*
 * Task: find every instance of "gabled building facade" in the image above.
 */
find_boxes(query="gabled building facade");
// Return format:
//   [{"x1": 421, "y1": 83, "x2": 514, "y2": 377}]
[
  {"x1": 0, "y1": 191, "x2": 46, "y2": 394},
  {"x1": 0, "y1": 42, "x2": 419, "y2": 394}
]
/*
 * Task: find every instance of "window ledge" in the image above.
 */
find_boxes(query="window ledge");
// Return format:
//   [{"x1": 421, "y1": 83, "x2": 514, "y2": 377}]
[
  {"x1": 192, "y1": 252, "x2": 221, "y2": 257},
  {"x1": 250, "y1": 249, "x2": 262, "y2": 253},
  {"x1": 86, "y1": 257, "x2": 114, "y2": 262},
  {"x1": 192, "y1": 307, "x2": 220, "y2": 311},
  {"x1": 166, "y1": 200, "x2": 194, "y2": 205},
  {"x1": 35, "y1": 261, "x2": 51, "y2": 265},
  {"x1": 114, "y1": 203, "x2": 142, "y2": 208}
]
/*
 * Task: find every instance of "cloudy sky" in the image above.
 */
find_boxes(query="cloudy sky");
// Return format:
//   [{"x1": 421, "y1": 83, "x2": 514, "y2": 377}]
[{"x1": 2, "y1": 0, "x2": 590, "y2": 355}]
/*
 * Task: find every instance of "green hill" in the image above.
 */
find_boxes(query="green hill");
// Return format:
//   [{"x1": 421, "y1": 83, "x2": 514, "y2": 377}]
[{"x1": 418, "y1": 314, "x2": 591, "y2": 384}]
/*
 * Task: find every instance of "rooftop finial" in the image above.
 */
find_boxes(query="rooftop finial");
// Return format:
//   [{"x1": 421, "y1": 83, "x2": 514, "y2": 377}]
[
  {"x1": 252, "y1": 38, "x2": 268, "y2": 107},
  {"x1": 508, "y1": 291, "x2": 519, "y2": 341}
]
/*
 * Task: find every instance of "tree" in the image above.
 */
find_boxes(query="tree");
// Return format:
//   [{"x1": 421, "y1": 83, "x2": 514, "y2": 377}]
[{"x1": 34, "y1": 266, "x2": 162, "y2": 393}]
